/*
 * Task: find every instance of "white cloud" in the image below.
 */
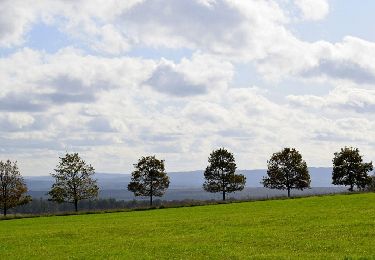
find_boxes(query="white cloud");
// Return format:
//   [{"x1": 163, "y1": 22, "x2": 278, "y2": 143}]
[
  {"x1": 145, "y1": 53, "x2": 234, "y2": 96},
  {"x1": 0, "y1": 0, "x2": 290, "y2": 59},
  {"x1": 0, "y1": 0, "x2": 39, "y2": 47},
  {"x1": 0, "y1": 113, "x2": 35, "y2": 131},
  {"x1": 121, "y1": 0, "x2": 290, "y2": 61},
  {"x1": 294, "y1": 0, "x2": 329, "y2": 21},
  {"x1": 0, "y1": 0, "x2": 141, "y2": 51},
  {"x1": 146, "y1": 62, "x2": 208, "y2": 97},
  {"x1": 288, "y1": 85, "x2": 375, "y2": 113},
  {"x1": 295, "y1": 37, "x2": 375, "y2": 85}
]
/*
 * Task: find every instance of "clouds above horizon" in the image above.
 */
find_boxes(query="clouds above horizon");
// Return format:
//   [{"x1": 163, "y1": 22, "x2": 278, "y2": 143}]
[{"x1": 0, "y1": 0, "x2": 375, "y2": 175}]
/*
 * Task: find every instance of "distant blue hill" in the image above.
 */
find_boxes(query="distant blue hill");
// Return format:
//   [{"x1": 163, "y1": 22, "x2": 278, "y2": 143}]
[{"x1": 25, "y1": 167, "x2": 335, "y2": 191}]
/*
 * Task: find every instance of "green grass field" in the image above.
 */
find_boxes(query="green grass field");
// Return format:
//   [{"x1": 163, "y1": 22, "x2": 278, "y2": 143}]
[{"x1": 0, "y1": 193, "x2": 374, "y2": 259}]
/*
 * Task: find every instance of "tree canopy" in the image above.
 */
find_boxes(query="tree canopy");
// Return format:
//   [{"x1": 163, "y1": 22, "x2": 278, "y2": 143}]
[
  {"x1": 203, "y1": 148, "x2": 246, "y2": 201},
  {"x1": 128, "y1": 156, "x2": 170, "y2": 206},
  {"x1": 0, "y1": 160, "x2": 31, "y2": 216},
  {"x1": 262, "y1": 148, "x2": 310, "y2": 197},
  {"x1": 332, "y1": 147, "x2": 373, "y2": 191},
  {"x1": 48, "y1": 153, "x2": 99, "y2": 211}
]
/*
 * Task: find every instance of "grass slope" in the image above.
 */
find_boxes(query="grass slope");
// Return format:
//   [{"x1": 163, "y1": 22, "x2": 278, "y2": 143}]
[{"x1": 0, "y1": 193, "x2": 374, "y2": 259}]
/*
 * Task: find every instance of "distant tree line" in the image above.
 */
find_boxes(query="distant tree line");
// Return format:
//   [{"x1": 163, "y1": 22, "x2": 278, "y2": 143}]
[
  {"x1": 1, "y1": 146, "x2": 374, "y2": 215},
  {"x1": 9, "y1": 198, "x2": 150, "y2": 215}
]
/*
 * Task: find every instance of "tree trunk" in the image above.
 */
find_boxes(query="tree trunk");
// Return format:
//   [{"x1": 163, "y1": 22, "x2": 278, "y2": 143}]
[
  {"x1": 150, "y1": 174, "x2": 153, "y2": 206},
  {"x1": 287, "y1": 188, "x2": 291, "y2": 198},
  {"x1": 74, "y1": 200, "x2": 78, "y2": 212},
  {"x1": 222, "y1": 190, "x2": 226, "y2": 201},
  {"x1": 349, "y1": 184, "x2": 354, "y2": 192},
  {"x1": 3, "y1": 200, "x2": 7, "y2": 216}
]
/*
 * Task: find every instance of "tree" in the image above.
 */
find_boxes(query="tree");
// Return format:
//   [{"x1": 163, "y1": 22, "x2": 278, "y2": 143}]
[
  {"x1": 48, "y1": 153, "x2": 99, "y2": 212},
  {"x1": 366, "y1": 174, "x2": 375, "y2": 192},
  {"x1": 262, "y1": 148, "x2": 310, "y2": 197},
  {"x1": 128, "y1": 156, "x2": 170, "y2": 206},
  {"x1": 332, "y1": 147, "x2": 373, "y2": 191},
  {"x1": 0, "y1": 160, "x2": 31, "y2": 216},
  {"x1": 203, "y1": 148, "x2": 246, "y2": 201}
]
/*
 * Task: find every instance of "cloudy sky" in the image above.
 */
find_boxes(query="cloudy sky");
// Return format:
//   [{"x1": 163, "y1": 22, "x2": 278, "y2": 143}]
[{"x1": 1, "y1": 0, "x2": 375, "y2": 176}]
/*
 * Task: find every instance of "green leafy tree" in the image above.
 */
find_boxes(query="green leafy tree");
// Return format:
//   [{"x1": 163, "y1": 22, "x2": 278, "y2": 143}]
[
  {"x1": 203, "y1": 148, "x2": 246, "y2": 201},
  {"x1": 332, "y1": 147, "x2": 373, "y2": 191},
  {"x1": 0, "y1": 160, "x2": 31, "y2": 216},
  {"x1": 48, "y1": 153, "x2": 99, "y2": 212},
  {"x1": 128, "y1": 156, "x2": 170, "y2": 206},
  {"x1": 262, "y1": 148, "x2": 310, "y2": 197}
]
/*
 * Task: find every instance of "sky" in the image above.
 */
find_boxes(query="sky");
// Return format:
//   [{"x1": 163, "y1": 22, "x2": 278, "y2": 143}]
[{"x1": 1, "y1": 0, "x2": 375, "y2": 176}]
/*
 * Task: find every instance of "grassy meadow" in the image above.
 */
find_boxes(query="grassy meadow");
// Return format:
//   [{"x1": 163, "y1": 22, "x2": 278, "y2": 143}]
[{"x1": 0, "y1": 193, "x2": 374, "y2": 259}]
